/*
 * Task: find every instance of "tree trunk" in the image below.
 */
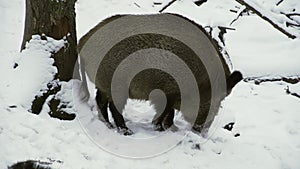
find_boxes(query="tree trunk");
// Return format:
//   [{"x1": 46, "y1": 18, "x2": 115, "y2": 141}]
[{"x1": 22, "y1": 0, "x2": 78, "y2": 120}]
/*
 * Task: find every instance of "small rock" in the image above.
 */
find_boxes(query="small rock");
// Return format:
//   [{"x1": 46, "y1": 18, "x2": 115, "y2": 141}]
[
  {"x1": 192, "y1": 143, "x2": 201, "y2": 150},
  {"x1": 13, "y1": 63, "x2": 18, "y2": 69},
  {"x1": 234, "y1": 133, "x2": 240, "y2": 137},
  {"x1": 9, "y1": 105, "x2": 17, "y2": 108},
  {"x1": 223, "y1": 122, "x2": 235, "y2": 131}
]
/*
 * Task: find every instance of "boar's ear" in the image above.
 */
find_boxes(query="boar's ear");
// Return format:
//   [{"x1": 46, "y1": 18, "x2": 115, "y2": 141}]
[{"x1": 226, "y1": 71, "x2": 243, "y2": 91}]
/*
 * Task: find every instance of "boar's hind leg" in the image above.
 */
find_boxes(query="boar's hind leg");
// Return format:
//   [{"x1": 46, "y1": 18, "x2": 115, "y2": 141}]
[
  {"x1": 96, "y1": 89, "x2": 113, "y2": 128},
  {"x1": 152, "y1": 97, "x2": 175, "y2": 131},
  {"x1": 162, "y1": 109, "x2": 175, "y2": 130},
  {"x1": 108, "y1": 101, "x2": 133, "y2": 135},
  {"x1": 192, "y1": 102, "x2": 216, "y2": 134}
]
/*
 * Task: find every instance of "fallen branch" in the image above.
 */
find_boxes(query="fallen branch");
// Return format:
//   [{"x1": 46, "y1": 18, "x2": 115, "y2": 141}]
[
  {"x1": 8, "y1": 160, "x2": 53, "y2": 169},
  {"x1": 244, "y1": 76, "x2": 300, "y2": 85},
  {"x1": 235, "y1": 0, "x2": 297, "y2": 39}
]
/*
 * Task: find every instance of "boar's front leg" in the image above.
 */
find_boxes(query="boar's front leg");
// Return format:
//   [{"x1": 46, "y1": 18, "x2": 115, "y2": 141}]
[
  {"x1": 96, "y1": 89, "x2": 113, "y2": 129},
  {"x1": 108, "y1": 101, "x2": 133, "y2": 135}
]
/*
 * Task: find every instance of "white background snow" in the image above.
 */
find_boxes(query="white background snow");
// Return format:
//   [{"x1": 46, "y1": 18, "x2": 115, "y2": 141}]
[{"x1": 0, "y1": 0, "x2": 300, "y2": 168}]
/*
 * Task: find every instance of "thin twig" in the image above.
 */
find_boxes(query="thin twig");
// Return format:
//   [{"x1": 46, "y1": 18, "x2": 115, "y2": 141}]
[
  {"x1": 159, "y1": 0, "x2": 177, "y2": 13},
  {"x1": 285, "y1": 86, "x2": 300, "y2": 99},
  {"x1": 230, "y1": 6, "x2": 247, "y2": 25},
  {"x1": 133, "y1": 2, "x2": 141, "y2": 8},
  {"x1": 276, "y1": 0, "x2": 284, "y2": 6}
]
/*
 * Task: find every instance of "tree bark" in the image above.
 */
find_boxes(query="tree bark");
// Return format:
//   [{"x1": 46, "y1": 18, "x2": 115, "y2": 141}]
[{"x1": 22, "y1": 0, "x2": 78, "y2": 120}]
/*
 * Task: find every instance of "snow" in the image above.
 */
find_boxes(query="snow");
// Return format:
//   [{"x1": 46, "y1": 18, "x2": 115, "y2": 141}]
[
  {"x1": 1, "y1": 81, "x2": 300, "y2": 169},
  {"x1": 226, "y1": 14, "x2": 300, "y2": 77},
  {"x1": 1, "y1": 0, "x2": 300, "y2": 168},
  {"x1": 0, "y1": 0, "x2": 24, "y2": 52},
  {"x1": 0, "y1": 35, "x2": 66, "y2": 109}
]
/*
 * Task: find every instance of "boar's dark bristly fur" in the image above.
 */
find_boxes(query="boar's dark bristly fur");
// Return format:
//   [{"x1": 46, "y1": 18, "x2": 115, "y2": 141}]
[{"x1": 78, "y1": 13, "x2": 243, "y2": 135}]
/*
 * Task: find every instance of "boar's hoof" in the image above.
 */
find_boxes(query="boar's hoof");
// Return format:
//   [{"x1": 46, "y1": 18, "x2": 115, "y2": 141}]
[
  {"x1": 192, "y1": 124, "x2": 204, "y2": 134},
  {"x1": 105, "y1": 122, "x2": 114, "y2": 129},
  {"x1": 117, "y1": 127, "x2": 134, "y2": 136},
  {"x1": 153, "y1": 123, "x2": 165, "y2": 131},
  {"x1": 152, "y1": 120, "x2": 173, "y2": 132}
]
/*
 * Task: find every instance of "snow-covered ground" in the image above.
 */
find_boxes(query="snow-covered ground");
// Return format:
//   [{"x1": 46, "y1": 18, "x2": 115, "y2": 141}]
[{"x1": 0, "y1": 0, "x2": 300, "y2": 168}]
